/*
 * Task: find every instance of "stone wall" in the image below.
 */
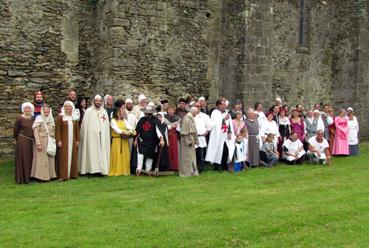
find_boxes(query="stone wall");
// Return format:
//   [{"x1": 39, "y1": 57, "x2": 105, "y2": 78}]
[
  {"x1": 213, "y1": 0, "x2": 369, "y2": 138},
  {"x1": 0, "y1": 0, "x2": 95, "y2": 158},
  {"x1": 93, "y1": 0, "x2": 212, "y2": 103},
  {"x1": 0, "y1": 0, "x2": 368, "y2": 158}
]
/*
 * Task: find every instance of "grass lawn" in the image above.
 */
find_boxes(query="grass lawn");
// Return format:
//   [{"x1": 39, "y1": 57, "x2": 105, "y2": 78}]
[{"x1": 1, "y1": 144, "x2": 369, "y2": 247}]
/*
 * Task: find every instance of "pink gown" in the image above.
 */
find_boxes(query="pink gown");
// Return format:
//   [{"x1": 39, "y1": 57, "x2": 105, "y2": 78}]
[{"x1": 332, "y1": 117, "x2": 349, "y2": 155}]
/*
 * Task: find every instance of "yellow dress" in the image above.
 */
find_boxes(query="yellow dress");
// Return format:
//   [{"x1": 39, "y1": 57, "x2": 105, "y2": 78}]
[{"x1": 109, "y1": 119, "x2": 131, "y2": 176}]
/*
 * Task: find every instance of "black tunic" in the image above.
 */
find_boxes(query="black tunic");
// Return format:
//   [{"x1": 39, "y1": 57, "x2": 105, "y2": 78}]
[{"x1": 135, "y1": 116, "x2": 159, "y2": 158}]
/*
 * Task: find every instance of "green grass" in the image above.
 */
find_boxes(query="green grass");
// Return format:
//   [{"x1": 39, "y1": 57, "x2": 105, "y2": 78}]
[{"x1": 1, "y1": 144, "x2": 369, "y2": 247}]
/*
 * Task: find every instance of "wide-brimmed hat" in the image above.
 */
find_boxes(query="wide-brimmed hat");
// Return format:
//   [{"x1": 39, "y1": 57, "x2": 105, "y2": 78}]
[{"x1": 142, "y1": 105, "x2": 156, "y2": 114}]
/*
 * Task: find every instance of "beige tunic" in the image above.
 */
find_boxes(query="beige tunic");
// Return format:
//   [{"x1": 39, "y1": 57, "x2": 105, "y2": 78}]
[
  {"x1": 31, "y1": 123, "x2": 57, "y2": 180},
  {"x1": 179, "y1": 113, "x2": 199, "y2": 177}
]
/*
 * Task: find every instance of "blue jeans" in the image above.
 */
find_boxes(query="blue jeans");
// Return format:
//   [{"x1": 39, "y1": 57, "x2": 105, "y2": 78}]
[
  {"x1": 234, "y1": 162, "x2": 243, "y2": 172},
  {"x1": 266, "y1": 155, "x2": 278, "y2": 166}
]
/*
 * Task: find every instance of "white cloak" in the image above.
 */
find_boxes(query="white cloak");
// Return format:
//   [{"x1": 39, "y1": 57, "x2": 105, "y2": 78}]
[
  {"x1": 78, "y1": 106, "x2": 111, "y2": 175},
  {"x1": 205, "y1": 109, "x2": 235, "y2": 164}
]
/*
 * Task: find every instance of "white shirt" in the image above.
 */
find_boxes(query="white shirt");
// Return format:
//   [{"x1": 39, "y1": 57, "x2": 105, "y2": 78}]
[
  {"x1": 126, "y1": 111, "x2": 137, "y2": 130},
  {"x1": 194, "y1": 112, "x2": 213, "y2": 148},
  {"x1": 283, "y1": 138, "x2": 305, "y2": 161},
  {"x1": 234, "y1": 141, "x2": 247, "y2": 163},
  {"x1": 308, "y1": 136, "x2": 329, "y2": 154},
  {"x1": 260, "y1": 119, "x2": 280, "y2": 138},
  {"x1": 110, "y1": 119, "x2": 133, "y2": 134},
  {"x1": 256, "y1": 111, "x2": 266, "y2": 129},
  {"x1": 348, "y1": 118, "x2": 359, "y2": 145}
]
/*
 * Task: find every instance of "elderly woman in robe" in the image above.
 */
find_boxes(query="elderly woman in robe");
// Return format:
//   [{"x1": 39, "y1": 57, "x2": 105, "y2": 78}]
[
  {"x1": 13, "y1": 102, "x2": 35, "y2": 184},
  {"x1": 56, "y1": 101, "x2": 80, "y2": 181}
]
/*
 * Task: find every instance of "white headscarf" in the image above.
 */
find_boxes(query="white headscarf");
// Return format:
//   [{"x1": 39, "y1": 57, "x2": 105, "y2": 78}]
[
  {"x1": 33, "y1": 105, "x2": 55, "y2": 129},
  {"x1": 138, "y1": 94, "x2": 146, "y2": 103},
  {"x1": 21, "y1": 102, "x2": 34, "y2": 116},
  {"x1": 61, "y1": 101, "x2": 75, "y2": 121}
]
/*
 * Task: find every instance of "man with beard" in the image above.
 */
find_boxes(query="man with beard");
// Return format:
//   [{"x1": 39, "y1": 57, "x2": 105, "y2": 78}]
[
  {"x1": 66, "y1": 88, "x2": 80, "y2": 121},
  {"x1": 133, "y1": 105, "x2": 165, "y2": 176},
  {"x1": 205, "y1": 99, "x2": 235, "y2": 171},
  {"x1": 124, "y1": 98, "x2": 137, "y2": 151},
  {"x1": 33, "y1": 91, "x2": 44, "y2": 117},
  {"x1": 79, "y1": 95, "x2": 111, "y2": 175},
  {"x1": 133, "y1": 93, "x2": 147, "y2": 120},
  {"x1": 67, "y1": 89, "x2": 78, "y2": 107}
]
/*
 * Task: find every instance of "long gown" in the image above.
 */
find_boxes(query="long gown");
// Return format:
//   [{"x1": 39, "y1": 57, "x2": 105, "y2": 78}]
[
  {"x1": 348, "y1": 118, "x2": 359, "y2": 155},
  {"x1": 328, "y1": 116, "x2": 335, "y2": 154},
  {"x1": 13, "y1": 116, "x2": 34, "y2": 184},
  {"x1": 165, "y1": 115, "x2": 180, "y2": 171},
  {"x1": 55, "y1": 115, "x2": 80, "y2": 180},
  {"x1": 31, "y1": 122, "x2": 57, "y2": 180},
  {"x1": 332, "y1": 117, "x2": 349, "y2": 155},
  {"x1": 109, "y1": 119, "x2": 130, "y2": 176},
  {"x1": 290, "y1": 118, "x2": 305, "y2": 142},
  {"x1": 245, "y1": 118, "x2": 260, "y2": 166},
  {"x1": 179, "y1": 114, "x2": 198, "y2": 177}
]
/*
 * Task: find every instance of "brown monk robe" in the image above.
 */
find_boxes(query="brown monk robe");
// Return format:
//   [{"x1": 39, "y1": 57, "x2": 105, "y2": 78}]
[
  {"x1": 13, "y1": 115, "x2": 34, "y2": 184},
  {"x1": 55, "y1": 115, "x2": 80, "y2": 180}
]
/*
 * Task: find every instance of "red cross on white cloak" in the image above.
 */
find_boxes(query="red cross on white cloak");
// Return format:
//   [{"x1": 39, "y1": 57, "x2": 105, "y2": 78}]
[{"x1": 222, "y1": 122, "x2": 228, "y2": 133}]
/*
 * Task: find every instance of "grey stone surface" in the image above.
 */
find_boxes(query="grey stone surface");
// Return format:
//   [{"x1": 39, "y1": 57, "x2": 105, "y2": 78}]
[{"x1": 0, "y1": 0, "x2": 368, "y2": 158}]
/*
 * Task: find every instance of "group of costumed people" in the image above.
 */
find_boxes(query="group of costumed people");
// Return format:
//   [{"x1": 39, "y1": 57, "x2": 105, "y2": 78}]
[{"x1": 13, "y1": 90, "x2": 359, "y2": 184}]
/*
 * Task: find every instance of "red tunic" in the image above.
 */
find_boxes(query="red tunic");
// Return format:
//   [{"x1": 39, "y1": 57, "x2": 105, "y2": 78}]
[{"x1": 168, "y1": 128, "x2": 179, "y2": 171}]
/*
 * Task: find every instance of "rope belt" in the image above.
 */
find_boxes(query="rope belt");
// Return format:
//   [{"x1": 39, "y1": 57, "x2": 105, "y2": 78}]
[{"x1": 18, "y1": 134, "x2": 34, "y2": 142}]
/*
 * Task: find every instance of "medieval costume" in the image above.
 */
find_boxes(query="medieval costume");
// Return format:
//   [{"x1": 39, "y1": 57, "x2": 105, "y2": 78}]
[
  {"x1": 282, "y1": 137, "x2": 305, "y2": 165},
  {"x1": 277, "y1": 114, "x2": 290, "y2": 158},
  {"x1": 327, "y1": 114, "x2": 335, "y2": 154},
  {"x1": 134, "y1": 106, "x2": 163, "y2": 174},
  {"x1": 290, "y1": 117, "x2": 305, "y2": 142},
  {"x1": 110, "y1": 118, "x2": 132, "y2": 176},
  {"x1": 13, "y1": 102, "x2": 34, "y2": 184},
  {"x1": 304, "y1": 116, "x2": 318, "y2": 141},
  {"x1": 31, "y1": 105, "x2": 57, "y2": 181},
  {"x1": 33, "y1": 91, "x2": 44, "y2": 117},
  {"x1": 155, "y1": 113, "x2": 170, "y2": 172},
  {"x1": 348, "y1": 115, "x2": 359, "y2": 155},
  {"x1": 79, "y1": 95, "x2": 111, "y2": 175},
  {"x1": 194, "y1": 111, "x2": 213, "y2": 173},
  {"x1": 164, "y1": 112, "x2": 181, "y2": 171},
  {"x1": 332, "y1": 116, "x2": 349, "y2": 155},
  {"x1": 245, "y1": 118, "x2": 260, "y2": 167},
  {"x1": 76, "y1": 97, "x2": 88, "y2": 126},
  {"x1": 307, "y1": 136, "x2": 330, "y2": 164},
  {"x1": 205, "y1": 109, "x2": 235, "y2": 171},
  {"x1": 179, "y1": 112, "x2": 199, "y2": 177},
  {"x1": 56, "y1": 101, "x2": 80, "y2": 180}
]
